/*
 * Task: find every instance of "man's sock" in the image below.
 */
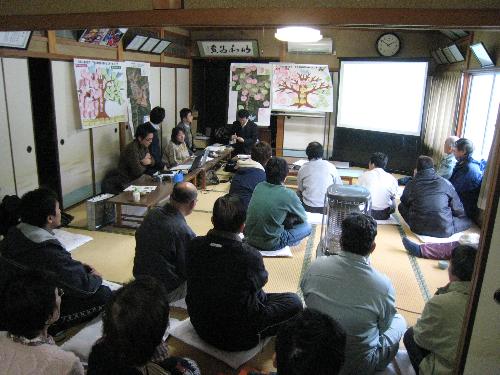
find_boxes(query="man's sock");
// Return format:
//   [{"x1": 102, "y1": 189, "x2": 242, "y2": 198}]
[{"x1": 402, "y1": 236, "x2": 422, "y2": 257}]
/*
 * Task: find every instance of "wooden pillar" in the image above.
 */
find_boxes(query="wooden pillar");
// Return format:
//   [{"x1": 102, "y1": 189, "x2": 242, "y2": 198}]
[
  {"x1": 47, "y1": 30, "x2": 57, "y2": 54},
  {"x1": 276, "y1": 115, "x2": 285, "y2": 156}
]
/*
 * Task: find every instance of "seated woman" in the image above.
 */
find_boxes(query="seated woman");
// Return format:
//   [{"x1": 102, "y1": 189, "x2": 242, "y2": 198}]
[
  {"x1": 87, "y1": 277, "x2": 199, "y2": 375},
  {"x1": 245, "y1": 157, "x2": 312, "y2": 251},
  {"x1": 0, "y1": 272, "x2": 84, "y2": 375},
  {"x1": 162, "y1": 127, "x2": 190, "y2": 169}
]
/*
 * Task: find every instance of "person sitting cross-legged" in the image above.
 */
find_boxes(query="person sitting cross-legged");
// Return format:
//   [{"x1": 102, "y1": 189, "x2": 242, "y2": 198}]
[
  {"x1": 301, "y1": 213, "x2": 406, "y2": 375},
  {"x1": 297, "y1": 142, "x2": 342, "y2": 214},
  {"x1": 133, "y1": 182, "x2": 198, "y2": 303},
  {"x1": 229, "y1": 141, "x2": 272, "y2": 210},
  {"x1": 358, "y1": 152, "x2": 398, "y2": 220},
  {"x1": 0, "y1": 272, "x2": 84, "y2": 375},
  {"x1": 404, "y1": 245, "x2": 477, "y2": 375},
  {"x1": 245, "y1": 157, "x2": 312, "y2": 251},
  {"x1": 398, "y1": 155, "x2": 471, "y2": 238},
  {"x1": 0, "y1": 188, "x2": 112, "y2": 334},
  {"x1": 186, "y1": 194, "x2": 303, "y2": 351},
  {"x1": 88, "y1": 277, "x2": 200, "y2": 375}
]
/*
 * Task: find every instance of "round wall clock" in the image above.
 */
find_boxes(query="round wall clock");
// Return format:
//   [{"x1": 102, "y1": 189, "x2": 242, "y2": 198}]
[{"x1": 376, "y1": 33, "x2": 401, "y2": 57}]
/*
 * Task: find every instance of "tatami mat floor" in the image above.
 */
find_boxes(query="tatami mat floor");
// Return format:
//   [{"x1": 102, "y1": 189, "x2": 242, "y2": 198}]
[{"x1": 64, "y1": 181, "x2": 460, "y2": 374}]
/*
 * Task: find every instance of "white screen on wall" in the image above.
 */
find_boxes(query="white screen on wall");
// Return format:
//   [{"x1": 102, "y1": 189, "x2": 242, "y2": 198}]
[{"x1": 337, "y1": 60, "x2": 428, "y2": 136}]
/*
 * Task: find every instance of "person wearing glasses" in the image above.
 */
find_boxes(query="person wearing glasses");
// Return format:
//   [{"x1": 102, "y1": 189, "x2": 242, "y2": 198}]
[
  {"x1": 0, "y1": 188, "x2": 112, "y2": 335},
  {"x1": 0, "y1": 272, "x2": 84, "y2": 374}
]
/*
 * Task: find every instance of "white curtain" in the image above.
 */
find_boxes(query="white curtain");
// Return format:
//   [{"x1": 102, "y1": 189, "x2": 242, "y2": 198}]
[
  {"x1": 478, "y1": 104, "x2": 500, "y2": 211},
  {"x1": 422, "y1": 72, "x2": 462, "y2": 163}
]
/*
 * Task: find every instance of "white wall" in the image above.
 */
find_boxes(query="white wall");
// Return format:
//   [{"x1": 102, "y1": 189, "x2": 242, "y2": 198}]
[
  {"x1": 160, "y1": 67, "x2": 176, "y2": 148},
  {"x1": 0, "y1": 59, "x2": 16, "y2": 199},
  {"x1": 0, "y1": 58, "x2": 38, "y2": 198},
  {"x1": 51, "y1": 61, "x2": 93, "y2": 208}
]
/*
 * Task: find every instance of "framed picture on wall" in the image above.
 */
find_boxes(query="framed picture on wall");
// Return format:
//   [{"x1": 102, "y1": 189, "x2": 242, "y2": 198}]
[
  {"x1": 197, "y1": 40, "x2": 259, "y2": 57},
  {"x1": 0, "y1": 31, "x2": 32, "y2": 50}
]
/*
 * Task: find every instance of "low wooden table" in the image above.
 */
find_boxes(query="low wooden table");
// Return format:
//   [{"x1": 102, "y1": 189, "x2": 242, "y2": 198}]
[
  {"x1": 108, "y1": 148, "x2": 232, "y2": 227},
  {"x1": 284, "y1": 157, "x2": 364, "y2": 185},
  {"x1": 108, "y1": 175, "x2": 173, "y2": 227}
]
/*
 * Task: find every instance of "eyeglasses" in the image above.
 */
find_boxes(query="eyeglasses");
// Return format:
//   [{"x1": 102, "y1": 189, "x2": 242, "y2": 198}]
[{"x1": 57, "y1": 288, "x2": 65, "y2": 297}]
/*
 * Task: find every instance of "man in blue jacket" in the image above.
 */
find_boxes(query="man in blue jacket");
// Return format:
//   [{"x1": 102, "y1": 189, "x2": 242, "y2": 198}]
[
  {"x1": 449, "y1": 138, "x2": 483, "y2": 219},
  {"x1": 0, "y1": 188, "x2": 112, "y2": 333}
]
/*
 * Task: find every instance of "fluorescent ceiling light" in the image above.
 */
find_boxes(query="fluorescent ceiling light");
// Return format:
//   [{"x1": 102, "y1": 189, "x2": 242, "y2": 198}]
[{"x1": 275, "y1": 27, "x2": 322, "y2": 42}]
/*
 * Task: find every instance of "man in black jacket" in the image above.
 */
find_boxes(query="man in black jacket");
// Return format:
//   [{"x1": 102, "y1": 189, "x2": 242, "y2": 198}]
[
  {"x1": 186, "y1": 194, "x2": 303, "y2": 351},
  {"x1": 133, "y1": 182, "x2": 198, "y2": 303},
  {"x1": 0, "y1": 188, "x2": 112, "y2": 333},
  {"x1": 229, "y1": 109, "x2": 259, "y2": 156},
  {"x1": 398, "y1": 156, "x2": 471, "y2": 238}
]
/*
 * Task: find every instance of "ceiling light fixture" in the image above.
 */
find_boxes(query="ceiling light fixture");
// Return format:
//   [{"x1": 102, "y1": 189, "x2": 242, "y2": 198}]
[{"x1": 275, "y1": 26, "x2": 322, "y2": 43}]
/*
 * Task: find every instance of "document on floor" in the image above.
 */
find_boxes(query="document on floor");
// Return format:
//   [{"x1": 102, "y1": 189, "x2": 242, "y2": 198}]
[{"x1": 54, "y1": 229, "x2": 93, "y2": 252}]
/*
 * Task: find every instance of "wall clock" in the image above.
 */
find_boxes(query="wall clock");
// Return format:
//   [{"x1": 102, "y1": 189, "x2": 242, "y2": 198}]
[{"x1": 376, "y1": 33, "x2": 401, "y2": 57}]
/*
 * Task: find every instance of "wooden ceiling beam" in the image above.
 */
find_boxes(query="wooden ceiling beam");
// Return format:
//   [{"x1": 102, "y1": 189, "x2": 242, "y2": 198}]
[{"x1": 1, "y1": 8, "x2": 500, "y2": 31}]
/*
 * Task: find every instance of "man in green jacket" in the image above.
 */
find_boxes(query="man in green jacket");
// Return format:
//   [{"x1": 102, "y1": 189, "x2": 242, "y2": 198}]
[
  {"x1": 245, "y1": 157, "x2": 311, "y2": 251},
  {"x1": 404, "y1": 244, "x2": 477, "y2": 374}
]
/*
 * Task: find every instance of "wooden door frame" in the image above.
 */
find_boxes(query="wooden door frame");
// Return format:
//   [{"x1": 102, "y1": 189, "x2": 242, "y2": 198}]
[{"x1": 456, "y1": 104, "x2": 500, "y2": 373}]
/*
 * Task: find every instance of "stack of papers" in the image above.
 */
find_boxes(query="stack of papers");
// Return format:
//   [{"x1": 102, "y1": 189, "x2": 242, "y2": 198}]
[
  {"x1": 123, "y1": 185, "x2": 157, "y2": 193},
  {"x1": 87, "y1": 193, "x2": 114, "y2": 202}
]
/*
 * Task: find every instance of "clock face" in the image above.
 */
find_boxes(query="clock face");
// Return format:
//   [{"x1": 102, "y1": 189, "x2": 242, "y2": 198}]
[{"x1": 377, "y1": 33, "x2": 401, "y2": 57}]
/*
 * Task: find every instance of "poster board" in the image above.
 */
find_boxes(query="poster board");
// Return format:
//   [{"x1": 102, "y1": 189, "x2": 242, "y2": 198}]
[
  {"x1": 126, "y1": 61, "x2": 151, "y2": 129},
  {"x1": 271, "y1": 64, "x2": 333, "y2": 113},
  {"x1": 74, "y1": 58, "x2": 128, "y2": 129},
  {"x1": 227, "y1": 63, "x2": 271, "y2": 126}
]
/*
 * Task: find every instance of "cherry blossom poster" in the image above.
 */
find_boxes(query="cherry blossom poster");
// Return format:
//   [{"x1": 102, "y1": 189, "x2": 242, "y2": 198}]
[
  {"x1": 228, "y1": 63, "x2": 272, "y2": 126},
  {"x1": 271, "y1": 64, "x2": 333, "y2": 113},
  {"x1": 74, "y1": 58, "x2": 127, "y2": 129}
]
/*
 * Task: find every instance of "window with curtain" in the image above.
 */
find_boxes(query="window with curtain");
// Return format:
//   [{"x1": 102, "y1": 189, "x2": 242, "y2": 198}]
[{"x1": 463, "y1": 72, "x2": 500, "y2": 161}]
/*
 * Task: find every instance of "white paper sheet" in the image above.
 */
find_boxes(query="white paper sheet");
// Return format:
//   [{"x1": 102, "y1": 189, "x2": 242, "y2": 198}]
[
  {"x1": 54, "y1": 229, "x2": 93, "y2": 253},
  {"x1": 375, "y1": 215, "x2": 399, "y2": 225},
  {"x1": 416, "y1": 231, "x2": 465, "y2": 244}
]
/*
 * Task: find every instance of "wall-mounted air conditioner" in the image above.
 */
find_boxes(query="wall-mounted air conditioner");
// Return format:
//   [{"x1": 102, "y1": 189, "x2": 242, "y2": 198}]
[{"x1": 287, "y1": 38, "x2": 334, "y2": 55}]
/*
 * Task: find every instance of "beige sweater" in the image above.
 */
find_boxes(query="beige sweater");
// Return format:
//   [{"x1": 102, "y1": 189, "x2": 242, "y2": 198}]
[{"x1": 0, "y1": 333, "x2": 84, "y2": 375}]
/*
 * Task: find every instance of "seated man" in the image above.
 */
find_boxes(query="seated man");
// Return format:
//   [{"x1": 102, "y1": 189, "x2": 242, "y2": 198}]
[
  {"x1": 186, "y1": 194, "x2": 303, "y2": 351},
  {"x1": 404, "y1": 245, "x2": 477, "y2": 375},
  {"x1": 297, "y1": 142, "x2": 342, "y2": 213},
  {"x1": 246, "y1": 309, "x2": 347, "y2": 375},
  {"x1": 144, "y1": 106, "x2": 166, "y2": 173},
  {"x1": 176, "y1": 107, "x2": 195, "y2": 153},
  {"x1": 102, "y1": 122, "x2": 156, "y2": 194},
  {"x1": 301, "y1": 213, "x2": 406, "y2": 375},
  {"x1": 437, "y1": 136, "x2": 459, "y2": 180},
  {"x1": 229, "y1": 141, "x2": 272, "y2": 210},
  {"x1": 398, "y1": 156, "x2": 471, "y2": 238},
  {"x1": 133, "y1": 182, "x2": 198, "y2": 303},
  {"x1": 229, "y1": 109, "x2": 258, "y2": 156},
  {"x1": 358, "y1": 152, "x2": 398, "y2": 220},
  {"x1": 449, "y1": 138, "x2": 483, "y2": 219},
  {"x1": 0, "y1": 188, "x2": 112, "y2": 333},
  {"x1": 398, "y1": 135, "x2": 458, "y2": 185},
  {"x1": 245, "y1": 157, "x2": 312, "y2": 251}
]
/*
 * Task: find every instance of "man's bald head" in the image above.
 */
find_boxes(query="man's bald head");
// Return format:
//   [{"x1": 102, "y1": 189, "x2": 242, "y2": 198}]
[
  {"x1": 444, "y1": 136, "x2": 459, "y2": 154},
  {"x1": 171, "y1": 182, "x2": 198, "y2": 204}
]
